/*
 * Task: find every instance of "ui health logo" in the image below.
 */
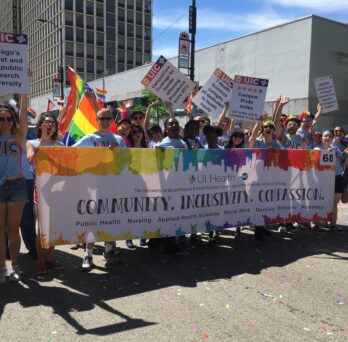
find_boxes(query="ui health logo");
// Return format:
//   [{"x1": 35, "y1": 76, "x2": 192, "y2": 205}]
[{"x1": 189, "y1": 172, "x2": 248, "y2": 184}]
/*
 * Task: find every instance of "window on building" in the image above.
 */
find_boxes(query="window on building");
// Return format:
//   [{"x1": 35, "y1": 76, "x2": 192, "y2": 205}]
[
  {"x1": 118, "y1": 0, "x2": 125, "y2": 8},
  {"x1": 126, "y1": 64, "x2": 134, "y2": 70},
  {"x1": 145, "y1": 14, "x2": 151, "y2": 27},
  {"x1": 144, "y1": 54, "x2": 151, "y2": 63},
  {"x1": 118, "y1": 22, "x2": 125, "y2": 35},
  {"x1": 86, "y1": 1, "x2": 94, "y2": 15},
  {"x1": 65, "y1": 0, "x2": 73, "y2": 11},
  {"x1": 127, "y1": 24, "x2": 134, "y2": 37},
  {"x1": 86, "y1": 30, "x2": 94, "y2": 44},
  {"x1": 76, "y1": 43, "x2": 84, "y2": 58},
  {"x1": 76, "y1": 13, "x2": 84, "y2": 28},
  {"x1": 96, "y1": 17, "x2": 104, "y2": 31},
  {"x1": 86, "y1": 45, "x2": 94, "y2": 59},
  {"x1": 96, "y1": 61, "x2": 104, "y2": 74},
  {"x1": 86, "y1": 74, "x2": 95, "y2": 82},
  {"x1": 144, "y1": 41, "x2": 151, "y2": 54},
  {"x1": 118, "y1": 8, "x2": 125, "y2": 21},
  {"x1": 144, "y1": 27, "x2": 151, "y2": 40},
  {"x1": 127, "y1": 51, "x2": 133, "y2": 64},
  {"x1": 106, "y1": 0, "x2": 115, "y2": 12},
  {"x1": 86, "y1": 15, "x2": 94, "y2": 29},
  {"x1": 127, "y1": 10, "x2": 133, "y2": 24},
  {"x1": 65, "y1": 27, "x2": 73, "y2": 41},
  {"x1": 118, "y1": 36, "x2": 125, "y2": 49},
  {"x1": 97, "y1": 32, "x2": 104, "y2": 46},
  {"x1": 106, "y1": 12, "x2": 115, "y2": 27},
  {"x1": 65, "y1": 41, "x2": 74, "y2": 56},
  {"x1": 136, "y1": 39, "x2": 142, "y2": 52},
  {"x1": 65, "y1": 11, "x2": 73, "y2": 26},
  {"x1": 136, "y1": 26, "x2": 142, "y2": 39},
  {"x1": 75, "y1": 0, "x2": 84, "y2": 13},
  {"x1": 118, "y1": 50, "x2": 125, "y2": 63},
  {"x1": 106, "y1": 40, "x2": 116, "y2": 53},
  {"x1": 97, "y1": 46, "x2": 104, "y2": 61},
  {"x1": 127, "y1": 1, "x2": 133, "y2": 9},
  {"x1": 96, "y1": 3, "x2": 103, "y2": 17},
  {"x1": 145, "y1": 0, "x2": 151, "y2": 13},
  {"x1": 136, "y1": 53, "x2": 142, "y2": 65},
  {"x1": 118, "y1": 63, "x2": 125, "y2": 72},
  {"x1": 76, "y1": 58, "x2": 84, "y2": 73},
  {"x1": 136, "y1": 12, "x2": 142, "y2": 25},
  {"x1": 76, "y1": 28, "x2": 84, "y2": 42},
  {"x1": 136, "y1": 0, "x2": 142, "y2": 11},
  {"x1": 106, "y1": 27, "x2": 115, "y2": 41},
  {"x1": 87, "y1": 60, "x2": 94, "y2": 73},
  {"x1": 127, "y1": 38, "x2": 134, "y2": 51}
]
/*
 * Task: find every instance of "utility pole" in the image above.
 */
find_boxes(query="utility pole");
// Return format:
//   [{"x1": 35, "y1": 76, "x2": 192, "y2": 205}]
[{"x1": 189, "y1": 0, "x2": 197, "y2": 81}]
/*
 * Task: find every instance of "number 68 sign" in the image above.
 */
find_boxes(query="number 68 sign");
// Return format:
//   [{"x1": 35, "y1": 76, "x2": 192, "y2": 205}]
[{"x1": 320, "y1": 149, "x2": 335, "y2": 166}]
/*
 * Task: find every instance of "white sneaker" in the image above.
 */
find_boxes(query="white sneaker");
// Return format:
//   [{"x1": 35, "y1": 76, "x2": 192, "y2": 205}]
[
  {"x1": 9, "y1": 265, "x2": 21, "y2": 283},
  {"x1": 82, "y1": 256, "x2": 93, "y2": 271},
  {"x1": 0, "y1": 267, "x2": 7, "y2": 284}
]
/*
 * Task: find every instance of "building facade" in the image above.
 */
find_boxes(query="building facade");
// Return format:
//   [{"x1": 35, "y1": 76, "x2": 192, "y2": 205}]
[{"x1": 18, "y1": 0, "x2": 152, "y2": 98}]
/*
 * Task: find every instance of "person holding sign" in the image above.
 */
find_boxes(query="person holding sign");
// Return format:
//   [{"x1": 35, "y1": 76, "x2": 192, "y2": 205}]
[
  {"x1": 0, "y1": 94, "x2": 29, "y2": 284},
  {"x1": 314, "y1": 130, "x2": 348, "y2": 232}
]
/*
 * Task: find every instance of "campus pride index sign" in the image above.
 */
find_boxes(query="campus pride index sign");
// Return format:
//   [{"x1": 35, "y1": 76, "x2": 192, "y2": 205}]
[
  {"x1": 0, "y1": 32, "x2": 29, "y2": 94},
  {"x1": 141, "y1": 55, "x2": 195, "y2": 109},
  {"x1": 36, "y1": 148, "x2": 334, "y2": 248}
]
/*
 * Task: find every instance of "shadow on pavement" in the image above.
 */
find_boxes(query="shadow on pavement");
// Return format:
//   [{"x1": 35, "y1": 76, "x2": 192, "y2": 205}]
[{"x1": 0, "y1": 227, "x2": 347, "y2": 336}]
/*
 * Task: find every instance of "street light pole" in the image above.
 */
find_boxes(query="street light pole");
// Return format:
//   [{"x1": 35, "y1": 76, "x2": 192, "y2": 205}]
[
  {"x1": 36, "y1": 18, "x2": 64, "y2": 99},
  {"x1": 189, "y1": 0, "x2": 197, "y2": 81}
]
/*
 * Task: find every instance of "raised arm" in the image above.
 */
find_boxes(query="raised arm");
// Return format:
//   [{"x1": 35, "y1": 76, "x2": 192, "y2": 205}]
[
  {"x1": 272, "y1": 96, "x2": 281, "y2": 122},
  {"x1": 165, "y1": 101, "x2": 175, "y2": 119},
  {"x1": 311, "y1": 102, "x2": 322, "y2": 131},
  {"x1": 216, "y1": 101, "x2": 230, "y2": 128},
  {"x1": 274, "y1": 96, "x2": 290, "y2": 139},
  {"x1": 248, "y1": 121, "x2": 262, "y2": 148},
  {"x1": 17, "y1": 94, "x2": 29, "y2": 146},
  {"x1": 144, "y1": 100, "x2": 158, "y2": 129}
]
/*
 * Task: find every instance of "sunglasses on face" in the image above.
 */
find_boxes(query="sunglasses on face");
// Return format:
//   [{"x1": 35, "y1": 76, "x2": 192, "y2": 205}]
[
  {"x1": 133, "y1": 116, "x2": 143, "y2": 120},
  {"x1": 98, "y1": 117, "x2": 112, "y2": 121},
  {"x1": 263, "y1": 125, "x2": 274, "y2": 129},
  {"x1": 0, "y1": 116, "x2": 13, "y2": 123},
  {"x1": 233, "y1": 134, "x2": 244, "y2": 139},
  {"x1": 244, "y1": 132, "x2": 251, "y2": 136},
  {"x1": 120, "y1": 125, "x2": 130, "y2": 130},
  {"x1": 334, "y1": 130, "x2": 343, "y2": 133},
  {"x1": 43, "y1": 120, "x2": 56, "y2": 125}
]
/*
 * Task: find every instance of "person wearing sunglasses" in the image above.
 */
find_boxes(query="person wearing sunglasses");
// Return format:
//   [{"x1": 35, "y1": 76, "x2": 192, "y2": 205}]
[
  {"x1": 26, "y1": 114, "x2": 65, "y2": 275},
  {"x1": 0, "y1": 94, "x2": 29, "y2": 284},
  {"x1": 251, "y1": 120, "x2": 283, "y2": 149},
  {"x1": 73, "y1": 108, "x2": 126, "y2": 271}
]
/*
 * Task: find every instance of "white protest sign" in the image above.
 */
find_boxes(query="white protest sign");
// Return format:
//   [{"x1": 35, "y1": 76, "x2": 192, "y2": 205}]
[
  {"x1": 0, "y1": 32, "x2": 29, "y2": 94},
  {"x1": 229, "y1": 75, "x2": 268, "y2": 122},
  {"x1": 314, "y1": 75, "x2": 339, "y2": 113},
  {"x1": 141, "y1": 55, "x2": 195, "y2": 109},
  {"x1": 192, "y1": 68, "x2": 234, "y2": 120}
]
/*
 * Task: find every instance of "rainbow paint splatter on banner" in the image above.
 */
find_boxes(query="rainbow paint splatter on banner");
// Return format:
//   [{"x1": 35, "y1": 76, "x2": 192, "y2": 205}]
[{"x1": 36, "y1": 148, "x2": 335, "y2": 247}]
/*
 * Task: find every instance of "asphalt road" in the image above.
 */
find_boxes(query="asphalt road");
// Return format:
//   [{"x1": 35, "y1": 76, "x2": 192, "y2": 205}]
[{"x1": 0, "y1": 207, "x2": 347, "y2": 342}]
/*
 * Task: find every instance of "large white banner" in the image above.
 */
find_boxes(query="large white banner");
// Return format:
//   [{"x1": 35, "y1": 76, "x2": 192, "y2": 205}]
[
  {"x1": 36, "y1": 148, "x2": 335, "y2": 247},
  {"x1": 0, "y1": 32, "x2": 30, "y2": 94},
  {"x1": 141, "y1": 55, "x2": 195, "y2": 109}
]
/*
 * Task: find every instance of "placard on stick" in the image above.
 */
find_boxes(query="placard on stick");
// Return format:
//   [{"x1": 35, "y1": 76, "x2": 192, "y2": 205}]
[
  {"x1": 229, "y1": 75, "x2": 268, "y2": 122},
  {"x1": 141, "y1": 55, "x2": 195, "y2": 109},
  {"x1": 192, "y1": 68, "x2": 234, "y2": 120},
  {"x1": 314, "y1": 75, "x2": 339, "y2": 113},
  {"x1": 0, "y1": 32, "x2": 29, "y2": 94}
]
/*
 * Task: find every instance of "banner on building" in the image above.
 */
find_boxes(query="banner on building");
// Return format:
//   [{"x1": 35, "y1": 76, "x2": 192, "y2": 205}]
[
  {"x1": 193, "y1": 68, "x2": 234, "y2": 119},
  {"x1": 141, "y1": 55, "x2": 195, "y2": 109},
  {"x1": 178, "y1": 32, "x2": 190, "y2": 70},
  {"x1": 229, "y1": 75, "x2": 269, "y2": 122},
  {"x1": 36, "y1": 147, "x2": 335, "y2": 247},
  {"x1": 0, "y1": 32, "x2": 30, "y2": 94},
  {"x1": 314, "y1": 75, "x2": 339, "y2": 113}
]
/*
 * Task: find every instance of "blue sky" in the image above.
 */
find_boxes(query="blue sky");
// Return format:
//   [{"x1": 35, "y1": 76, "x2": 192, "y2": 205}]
[{"x1": 152, "y1": 0, "x2": 348, "y2": 60}]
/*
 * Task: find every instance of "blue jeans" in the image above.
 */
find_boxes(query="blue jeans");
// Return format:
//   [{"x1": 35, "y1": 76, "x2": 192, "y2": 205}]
[{"x1": 20, "y1": 179, "x2": 36, "y2": 250}]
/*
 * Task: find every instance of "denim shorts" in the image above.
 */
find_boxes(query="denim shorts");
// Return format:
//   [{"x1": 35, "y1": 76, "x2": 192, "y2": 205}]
[{"x1": 0, "y1": 178, "x2": 28, "y2": 203}]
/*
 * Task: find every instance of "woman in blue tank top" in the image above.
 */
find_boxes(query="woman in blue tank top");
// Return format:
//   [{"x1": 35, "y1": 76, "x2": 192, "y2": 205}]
[{"x1": 0, "y1": 95, "x2": 29, "y2": 284}]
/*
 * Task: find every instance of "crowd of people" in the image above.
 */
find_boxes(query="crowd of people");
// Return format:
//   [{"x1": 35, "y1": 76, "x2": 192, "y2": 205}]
[{"x1": 0, "y1": 89, "x2": 347, "y2": 284}]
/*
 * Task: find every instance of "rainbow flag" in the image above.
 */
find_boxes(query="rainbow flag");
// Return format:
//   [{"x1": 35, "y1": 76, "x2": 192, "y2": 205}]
[
  {"x1": 117, "y1": 101, "x2": 130, "y2": 120},
  {"x1": 95, "y1": 88, "x2": 107, "y2": 102},
  {"x1": 59, "y1": 66, "x2": 86, "y2": 135},
  {"x1": 63, "y1": 92, "x2": 102, "y2": 146},
  {"x1": 27, "y1": 107, "x2": 37, "y2": 118},
  {"x1": 183, "y1": 94, "x2": 198, "y2": 117}
]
